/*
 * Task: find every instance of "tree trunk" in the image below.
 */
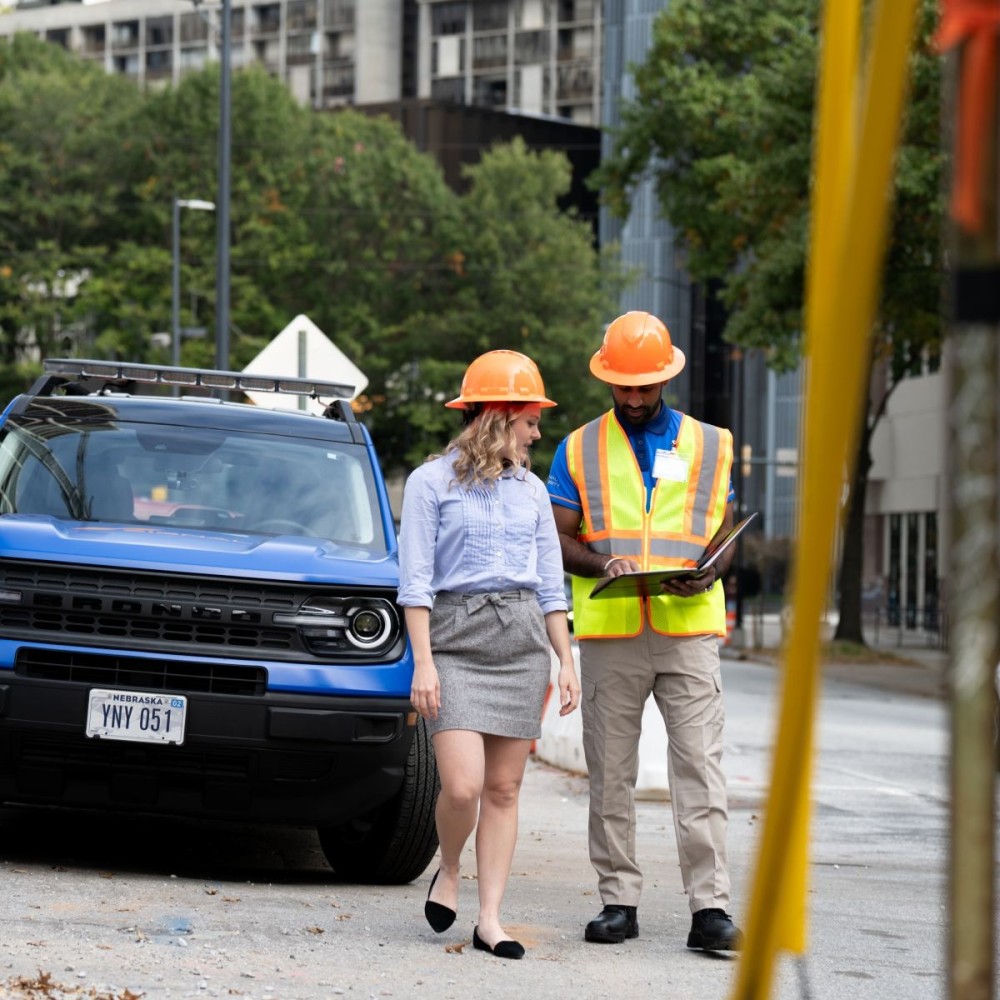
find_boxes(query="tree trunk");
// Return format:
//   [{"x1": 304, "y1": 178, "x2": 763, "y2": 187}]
[{"x1": 833, "y1": 404, "x2": 875, "y2": 644}]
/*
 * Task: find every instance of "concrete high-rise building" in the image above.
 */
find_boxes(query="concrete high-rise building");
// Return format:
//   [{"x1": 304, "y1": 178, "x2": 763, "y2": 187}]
[
  {"x1": 415, "y1": 0, "x2": 601, "y2": 125},
  {"x1": 0, "y1": 0, "x2": 404, "y2": 107}
]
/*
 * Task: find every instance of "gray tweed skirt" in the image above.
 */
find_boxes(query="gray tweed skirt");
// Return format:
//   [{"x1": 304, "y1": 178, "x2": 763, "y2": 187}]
[{"x1": 428, "y1": 589, "x2": 551, "y2": 740}]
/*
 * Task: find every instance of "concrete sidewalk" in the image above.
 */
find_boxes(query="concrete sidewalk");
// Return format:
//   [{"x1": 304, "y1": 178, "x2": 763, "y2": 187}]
[{"x1": 725, "y1": 644, "x2": 948, "y2": 701}]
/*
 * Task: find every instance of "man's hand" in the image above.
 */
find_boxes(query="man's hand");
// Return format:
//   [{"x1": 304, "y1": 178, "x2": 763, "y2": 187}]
[
  {"x1": 603, "y1": 556, "x2": 640, "y2": 578},
  {"x1": 660, "y1": 567, "x2": 717, "y2": 598}
]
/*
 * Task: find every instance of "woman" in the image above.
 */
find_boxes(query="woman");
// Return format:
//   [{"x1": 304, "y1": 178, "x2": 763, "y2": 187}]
[{"x1": 398, "y1": 349, "x2": 580, "y2": 961}]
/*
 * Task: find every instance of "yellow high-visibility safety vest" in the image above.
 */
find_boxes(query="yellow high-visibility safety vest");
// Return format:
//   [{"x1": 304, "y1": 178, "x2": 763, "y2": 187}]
[{"x1": 566, "y1": 410, "x2": 733, "y2": 639}]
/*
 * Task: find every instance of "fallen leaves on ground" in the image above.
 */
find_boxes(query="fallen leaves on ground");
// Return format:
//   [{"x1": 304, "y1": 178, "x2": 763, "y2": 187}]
[{"x1": 0, "y1": 969, "x2": 143, "y2": 999}]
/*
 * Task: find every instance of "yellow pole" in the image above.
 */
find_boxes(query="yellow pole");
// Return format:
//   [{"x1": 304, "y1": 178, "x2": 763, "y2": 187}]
[{"x1": 731, "y1": 1, "x2": 921, "y2": 997}]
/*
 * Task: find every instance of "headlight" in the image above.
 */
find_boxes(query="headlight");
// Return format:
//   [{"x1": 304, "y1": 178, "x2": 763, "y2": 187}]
[
  {"x1": 348, "y1": 607, "x2": 392, "y2": 648},
  {"x1": 273, "y1": 596, "x2": 402, "y2": 659}
]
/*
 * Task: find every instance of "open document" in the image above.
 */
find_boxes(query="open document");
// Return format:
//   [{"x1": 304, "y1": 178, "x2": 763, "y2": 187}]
[{"x1": 589, "y1": 511, "x2": 759, "y2": 599}]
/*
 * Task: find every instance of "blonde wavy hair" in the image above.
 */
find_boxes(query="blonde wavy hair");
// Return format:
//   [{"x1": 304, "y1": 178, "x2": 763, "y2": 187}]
[{"x1": 435, "y1": 403, "x2": 530, "y2": 488}]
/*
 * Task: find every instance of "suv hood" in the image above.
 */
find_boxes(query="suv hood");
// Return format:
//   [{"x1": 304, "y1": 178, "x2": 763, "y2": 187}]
[{"x1": 0, "y1": 516, "x2": 399, "y2": 587}]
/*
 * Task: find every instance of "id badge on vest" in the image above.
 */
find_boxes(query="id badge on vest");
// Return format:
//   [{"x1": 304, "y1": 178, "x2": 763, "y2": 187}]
[{"x1": 653, "y1": 447, "x2": 689, "y2": 483}]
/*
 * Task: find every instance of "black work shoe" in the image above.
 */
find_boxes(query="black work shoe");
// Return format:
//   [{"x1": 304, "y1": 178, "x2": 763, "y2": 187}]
[
  {"x1": 584, "y1": 905, "x2": 639, "y2": 943},
  {"x1": 687, "y1": 908, "x2": 743, "y2": 951}
]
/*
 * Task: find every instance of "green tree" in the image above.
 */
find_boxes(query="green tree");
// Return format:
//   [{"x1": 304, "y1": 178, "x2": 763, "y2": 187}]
[
  {"x1": 594, "y1": 0, "x2": 943, "y2": 644},
  {"x1": 0, "y1": 33, "x2": 142, "y2": 375},
  {"x1": 0, "y1": 39, "x2": 624, "y2": 484},
  {"x1": 368, "y1": 137, "x2": 626, "y2": 474},
  {"x1": 117, "y1": 66, "x2": 465, "y2": 373}
]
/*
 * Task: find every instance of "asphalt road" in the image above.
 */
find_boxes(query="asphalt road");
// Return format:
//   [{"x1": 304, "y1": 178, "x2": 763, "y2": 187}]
[{"x1": 0, "y1": 658, "x2": 957, "y2": 1000}]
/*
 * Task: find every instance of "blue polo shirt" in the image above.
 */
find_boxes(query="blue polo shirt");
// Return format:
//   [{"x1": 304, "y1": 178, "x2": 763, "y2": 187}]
[{"x1": 547, "y1": 405, "x2": 735, "y2": 514}]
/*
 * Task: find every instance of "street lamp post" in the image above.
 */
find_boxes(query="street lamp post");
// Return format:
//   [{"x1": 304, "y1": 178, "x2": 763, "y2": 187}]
[
  {"x1": 189, "y1": 0, "x2": 231, "y2": 372},
  {"x1": 171, "y1": 197, "x2": 216, "y2": 373},
  {"x1": 215, "y1": 0, "x2": 232, "y2": 371}
]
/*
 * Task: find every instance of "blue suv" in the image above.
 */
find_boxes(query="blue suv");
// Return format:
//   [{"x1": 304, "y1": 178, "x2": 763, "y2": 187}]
[{"x1": 0, "y1": 359, "x2": 438, "y2": 883}]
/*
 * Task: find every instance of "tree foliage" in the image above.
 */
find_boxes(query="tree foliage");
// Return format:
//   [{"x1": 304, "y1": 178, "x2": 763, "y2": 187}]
[
  {"x1": 596, "y1": 0, "x2": 941, "y2": 372},
  {"x1": 593, "y1": 0, "x2": 943, "y2": 641},
  {"x1": 0, "y1": 34, "x2": 623, "y2": 475},
  {"x1": 0, "y1": 33, "x2": 142, "y2": 374},
  {"x1": 371, "y1": 138, "x2": 624, "y2": 471}
]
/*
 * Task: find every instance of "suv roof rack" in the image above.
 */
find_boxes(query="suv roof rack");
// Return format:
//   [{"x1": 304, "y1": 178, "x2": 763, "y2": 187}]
[{"x1": 41, "y1": 359, "x2": 356, "y2": 401}]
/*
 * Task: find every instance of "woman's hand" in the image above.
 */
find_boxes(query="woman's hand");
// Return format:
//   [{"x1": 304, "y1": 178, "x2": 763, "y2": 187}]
[
  {"x1": 557, "y1": 661, "x2": 581, "y2": 716},
  {"x1": 410, "y1": 660, "x2": 441, "y2": 721}
]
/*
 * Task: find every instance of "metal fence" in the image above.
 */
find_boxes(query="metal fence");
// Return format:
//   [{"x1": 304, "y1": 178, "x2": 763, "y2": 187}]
[
  {"x1": 736, "y1": 603, "x2": 949, "y2": 652},
  {"x1": 866, "y1": 605, "x2": 948, "y2": 651}
]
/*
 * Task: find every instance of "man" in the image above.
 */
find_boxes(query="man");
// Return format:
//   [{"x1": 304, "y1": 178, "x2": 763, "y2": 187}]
[{"x1": 547, "y1": 311, "x2": 742, "y2": 952}]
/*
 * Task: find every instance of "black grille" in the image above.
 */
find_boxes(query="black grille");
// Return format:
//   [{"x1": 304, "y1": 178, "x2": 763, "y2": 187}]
[
  {"x1": 15, "y1": 647, "x2": 266, "y2": 696},
  {"x1": 0, "y1": 560, "x2": 400, "y2": 663}
]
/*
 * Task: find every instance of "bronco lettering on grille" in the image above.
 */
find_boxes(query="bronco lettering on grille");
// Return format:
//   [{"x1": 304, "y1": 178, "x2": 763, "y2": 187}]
[{"x1": 61, "y1": 594, "x2": 262, "y2": 623}]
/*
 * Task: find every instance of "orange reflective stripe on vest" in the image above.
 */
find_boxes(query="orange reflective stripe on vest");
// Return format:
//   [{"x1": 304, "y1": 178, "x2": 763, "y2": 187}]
[{"x1": 566, "y1": 410, "x2": 732, "y2": 639}]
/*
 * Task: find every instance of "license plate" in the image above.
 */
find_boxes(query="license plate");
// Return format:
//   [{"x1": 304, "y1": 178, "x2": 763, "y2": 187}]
[{"x1": 86, "y1": 688, "x2": 187, "y2": 745}]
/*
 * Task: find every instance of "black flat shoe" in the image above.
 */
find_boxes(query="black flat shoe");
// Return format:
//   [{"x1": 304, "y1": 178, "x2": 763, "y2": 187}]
[
  {"x1": 424, "y1": 869, "x2": 456, "y2": 933},
  {"x1": 473, "y1": 925, "x2": 525, "y2": 960}
]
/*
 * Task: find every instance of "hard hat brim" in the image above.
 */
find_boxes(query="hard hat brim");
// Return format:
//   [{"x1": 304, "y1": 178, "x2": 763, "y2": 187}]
[
  {"x1": 444, "y1": 394, "x2": 557, "y2": 410},
  {"x1": 588, "y1": 345, "x2": 686, "y2": 385}
]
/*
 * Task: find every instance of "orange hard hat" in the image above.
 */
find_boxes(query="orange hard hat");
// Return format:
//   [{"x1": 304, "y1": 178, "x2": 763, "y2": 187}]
[
  {"x1": 445, "y1": 350, "x2": 556, "y2": 409},
  {"x1": 589, "y1": 311, "x2": 685, "y2": 384}
]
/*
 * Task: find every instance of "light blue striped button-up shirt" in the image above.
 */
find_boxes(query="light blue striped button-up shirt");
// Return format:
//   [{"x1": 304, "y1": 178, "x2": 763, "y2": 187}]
[{"x1": 397, "y1": 452, "x2": 568, "y2": 615}]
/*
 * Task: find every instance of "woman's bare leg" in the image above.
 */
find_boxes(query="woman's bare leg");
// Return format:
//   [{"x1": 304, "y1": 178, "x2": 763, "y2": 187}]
[
  {"x1": 428, "y1": 729, "x2": 485, "y2": 913},
  {"x1": 474, "y1": 735, "x2": 532, "y2": 946}
]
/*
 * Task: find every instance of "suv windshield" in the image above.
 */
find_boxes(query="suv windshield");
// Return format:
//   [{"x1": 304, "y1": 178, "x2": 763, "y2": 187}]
[{"x1": 0, "y1": 411, "x2": 386, "y2": 553}]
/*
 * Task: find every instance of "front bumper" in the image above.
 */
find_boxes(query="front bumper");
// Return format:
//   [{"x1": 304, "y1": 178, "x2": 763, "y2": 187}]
[{"x1": 0, "y1": 674, "x2": 416, "y2": 826}]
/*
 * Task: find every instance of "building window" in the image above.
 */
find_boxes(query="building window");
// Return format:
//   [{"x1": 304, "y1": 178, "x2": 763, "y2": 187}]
[
  {"x1": 432, "y1": 1, "x2": 467, "y2": 36},
  {"x1": 180, "y1": 12, "x2": 209, "y2": 44},
  {"x1": 558, "y1": 0, "x2": 596, "y2": 23},
  {"x1": 431, "y1": 77, "x2": 465, "y2": 103},
  {"x1": 146, "y1": 49, "x2": 173, "y2": 78},
  {"x1": 322, "y1": 60, "x2": 354, "y2": 97},
  {"x1": 287, "y1": 33, "x2": 315, "y2": 63},
  {"x1": 924, "y1": 512, "x2": 939, "y2": 630},
  {"x1": 146, "y1": 16, "x2": 173, "y2": 48},
  {"x1": 253, "y1": 3, "x2": 282, "y2": 36},
  {"x1": 905, "y1": 512, "x2": 919, "y2": 628},
  {"x1": 111, "y1": 21, "x2": 140, "y2": 50},
  {"x1": 113, "y1": 53, "x2": 140, "y2": 77},
  {"x1": 81, "y1": 24, "x2": 106, "y2": 54},
  {"x1": 45, "y1": 28, "x2": 70, "y2": 49},
  {"x1": 474, "y1": 1, "x2": 509, "y2": 30},
  {"x1": 473, "y1": 34, "x2": 507, "y2": 70},
  {"x1": 324, "y1": 0, "x2": 355, "y2": 28},
  {"x1": 515, "y1": 30, "x2": 547, "y2": 64},
  {"x1": 473, "y1": 74, "x2": 507, "y2": 108},
  {"x1": 288, "y1": 0, "x2": 318, "y2": 31},
  {"x1": 887, "y1": 513, "x2": 901, "y2": 626},
  {"x1": 557, "y1": 61, "x2": 592, "y2": 100}
]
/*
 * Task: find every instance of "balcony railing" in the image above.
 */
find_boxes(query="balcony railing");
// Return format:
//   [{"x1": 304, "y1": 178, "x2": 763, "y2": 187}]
[{"x1": 322, "y1": 60, "x2": 354, "y2": 97}]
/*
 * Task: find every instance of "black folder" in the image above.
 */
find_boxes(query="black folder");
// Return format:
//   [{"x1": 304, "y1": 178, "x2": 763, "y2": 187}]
[{"x1": 589, "y1": 512, "x2": 758, "y2": 599}]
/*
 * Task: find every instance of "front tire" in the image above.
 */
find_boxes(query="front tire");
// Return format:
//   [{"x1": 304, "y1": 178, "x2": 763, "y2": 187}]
[{"x1": 318, "y1": 717, "x2": 439, "y2": 884}]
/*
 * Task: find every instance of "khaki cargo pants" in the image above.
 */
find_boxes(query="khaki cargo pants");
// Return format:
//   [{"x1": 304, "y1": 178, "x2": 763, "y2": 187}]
[{"x1": 579, "y1": 631, "x2": 730, "y2": 913}]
